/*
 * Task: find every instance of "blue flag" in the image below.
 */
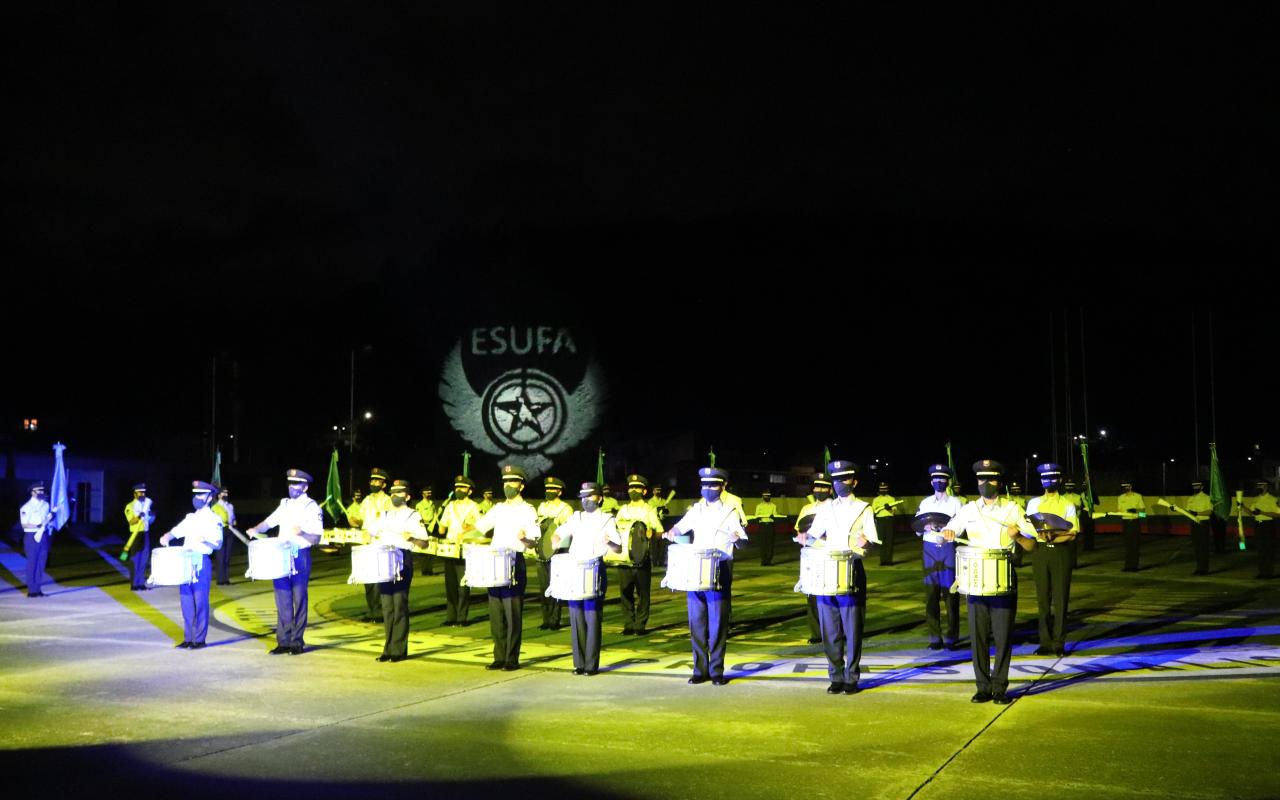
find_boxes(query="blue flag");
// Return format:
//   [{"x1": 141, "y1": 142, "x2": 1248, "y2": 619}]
[{"x1": 51, "y1": 442, "x2": 70, "y2": 531}]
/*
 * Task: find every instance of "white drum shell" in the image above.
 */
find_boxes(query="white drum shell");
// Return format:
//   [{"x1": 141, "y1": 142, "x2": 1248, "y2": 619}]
[
  {"x1": 661, "y1": 544, "x2": 723, "y2": 592},
  {"x1": 348, "y1": 544, "x2": 403, "y2": 584},
  {"x1": 148, "y1": 547, "x2": 202, "y2": 586},
  {"x1": 955, "y1": 546, "x2": 1013, "y2": 596},
  {"x1": 798, "y1": 547, "x2": 857, "y2": 595},
  {"x1": 245, "y1": 538, "x2": 294, "y2": 581},
  {"x1": 463, "y1": 545, "x2": 517, "y2": 588},
  {"x1": 548, "y1": 554, "x2": 603, "y2": 600}
]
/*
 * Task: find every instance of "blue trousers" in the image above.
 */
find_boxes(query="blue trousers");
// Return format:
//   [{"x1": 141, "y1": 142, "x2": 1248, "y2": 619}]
[
  {"x1": 215, "y1": 535, "x2": 234, "y2": 584},
  {"x1": 922, "y1": 539, "x2": 960, "y2": 644},
  {"x1": 273, "y1": 548, "x2": 312, "y2": 648},
  {"x1": 568, "y1": 571, "x2": 607, "y2": 671},
  {"x1": 23, "y1": 531, "x2": 51, "y2": 593},
  {"x1": 686, "y1": 561, "x2": 733, "y2": 680},
  {"x1": 130, "y1": 532, "x2": 151, "y2": 589},
  {"x1": 816, "y1": 559, "x2": 867, "y2": 684},
  {"x1": 179, "y1": 555, "x2": 213, "y2": 644},
  {"x1": 488, "y1": 557, "x2": 527, "y2": 666}
]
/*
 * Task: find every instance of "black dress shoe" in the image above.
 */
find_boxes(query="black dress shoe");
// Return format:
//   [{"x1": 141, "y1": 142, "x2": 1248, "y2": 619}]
[
  {"x1": 844, "y1": 684, "x2": 861, "y2": 695},
  {"x1": 807, "y1": 637, "x2": 822, "y2": 645},
  {"x1": 573, "y1": 668, "x2": 585, "y2": 675},
  {"x1": 485, "y1": 661, "x2": 503, "y2": 670},
  {"x1": 289, "y1": 645, "x2": 304, "y2": 655},
  {"x1": 1054, "y1": 646, "x2": 1066, "y2": 657},
  {"x1": 687, "y1": 675, "x2": 708, "y2": 685},
  {"x1": 389, "y1": 655, "x2": 406, "y2": 663},
  {"x1": 927, "y1": 641, "x2": 943, "y2": 650},
  {"x1": 711, "y1": 677, "x2": 728, "y2": 686},
  {"x1": 946, "y1": 641, "x2": 961, "y2": 651},
  {"x1": 176, "y1": 641, "x2": 193, "y2": 649},
  {"x1": 623, "y1": 626, "x2": 634, "y2": 635},
  {"x1": 1034, "y1": 646, "x2": 1054, "y2": 656},
  {"x1": 971, "y1": 691, "x2": 993, "y2": 703},
  {"x1": 190, "y1": 642, "x2": 207, "y2": 650},
  {"x1": 827, "y1": 682, "x2": 844, "y2": 694},
  {"x1": 270, "y1": 645, "x2": 290, "y2": 655},
  {"x1": 377, "y1": 654, "x2": 391, "y2": 662},
  {"x1": 632, "y1": 627, "x2": 645, "y2": 635},
  {"x1": 503, "y1": 663, "x2": 520, "y2": 671},
  {"x1": 993, "y1": 693, "x2": 1012, "y2": 705},
  {"x1": 538, "y1": 623, "x2": 549, "y2": 630},
  {"x1": 585, "y1": 669, "x2": 599, "y2": 676}
]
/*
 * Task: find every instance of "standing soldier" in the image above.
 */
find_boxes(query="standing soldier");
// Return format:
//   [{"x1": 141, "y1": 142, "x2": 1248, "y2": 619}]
[
  {"x1": 663, "y1": 466, "x2": 747, "y2": 686},
  {"x1": 535, "y1": 476, "x2": 574, "y2": 630},
  {"x1": 212, "y1": 487, "x2": 237, "y2": 586},
  {"x1": 872, "y1": 482, "x2": 901, "y2": 566},
  {"x1": 612, "y1": 474, "x2": 665, "y2": 634},
  {"x1": 416, "y1": 487, "x2": 440, "y2": 576},
  {"x1": 121, "y1": 483, "x2": 154, "y2": 592},
  {"x1": 801, "y1": 461, "x2": 878, "y2": 694},
  {"x1": 434, "y1": 476, "x2": 480, "y2": 626},
  {"x1": 1062, "y1": 478, "x2": 1085, "y2": 568},
  {"x1": 752, "y1": 491, "x2": 781, "y2": 567},
  {"x1": 1065, "y1": 478, "x2": 1096, "y2": 553},
  {"x1": 600, "y1": 484, "x2": 620, "y2": 515},
  {"x1": 722, "y1": 479, "x2": 749, "y2": 527},
  {"x1": 1247, "y1": 479, "x2": 1278, "y2": 579},
  {"x1": 1185, "y1": 480, "x2": 1214, "y2": 575},
  {"x1": 159, "y1": 481, "x2": 224, "y2": 649},
  {"x1": 941, "y1": 460, "x2": 1037, "y2": 705},
  {"x1": 551, "y1": 482, "x2": 622, "y2": 674},
  {"x1": 477, "y1": 488, "x2": 496, "y2": 514},
  {"x1": 347, "y1": 468, "x2": 393, "y2": 622},
  {"x1": 794, "y1": 473, "x2": 834, "y2": 644},
  {"x1": 21, "y1": 482, "x2": 53, "y2": 598},
  {"x1": 914, "y1": 464, "x2": 963, "y2": 650},
  {"x1": 345, "y1": 490, "x2": 364, "y2": 527},
  {"x1": 648, "y1": 482, "x2": 671, "y2": 567},
  {"x1": 474, "y1": 465, "x2": 542, "y2": 670},
  {"x1": 245, "y1": 469, "x2": 323, "y2": 655},
  {"x1": 1007, "y1": 481, "x2": 1028, "y2": 567},
  {"x1": 367, "y1": 479, "x2": 430, "y2": 662},
  {"x1": 1116, "y1": 481, "x2": 1146, "y2": 572},
  {"x1": 1026, "y1": 463, "x2": 1078, "y2": 657}
]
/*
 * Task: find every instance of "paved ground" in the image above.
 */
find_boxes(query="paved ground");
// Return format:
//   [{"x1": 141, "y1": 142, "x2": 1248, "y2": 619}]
[{"x1": 2, "y1": 530, "x2": 1278, "y2": 799}]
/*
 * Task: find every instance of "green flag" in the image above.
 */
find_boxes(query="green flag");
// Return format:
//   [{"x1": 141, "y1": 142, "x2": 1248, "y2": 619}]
[
  {"x1": 596, "y1": 447, "x2": 606, "y2": 484},
  {"x1": 708, "y1": 445, "x2": 716, "y2": 468},
  {"x1": 211, "y1": 448, "x2": 222, "y2": 488},
  {"x1": 946, "y1": 441, "x2": 958, "y2": 496},
  {"x1": 1209, "y1": 442, "x2": 1229, "y2": 522},
  {"x1": 322, "y1": 448, "x2": 345, "y2": 524},
  {"x1": 462, "y1": 451, "x2": 471, "y2": 478},
  {"x1": 823, "y1": 445, "x2": 831, "y2": 469},
  {"x1": 1079, "y1": 441, "x2": 1095, "y2": 514}
]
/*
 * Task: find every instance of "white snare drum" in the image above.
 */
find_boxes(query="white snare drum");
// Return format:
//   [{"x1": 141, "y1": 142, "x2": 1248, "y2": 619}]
[
  {"x1": 796, "y1": 546, "x2": 857, "y2": 595},
  {"x1": 347, "y1": 544, "x2": 403, "y2": 584},
  {"x1": 245, "y1": 538, "x2": 295, "y2": 580},
  {"x1": 435, "y1": 540, "x2": 461, "y2": 559},
  {"x1": 954, "y1": 546, "x2": 1013, "y2": 596},
  {"x1": 148, "y1": 547, "x2": 202, "y2": 586},
  {"x1": 548, "y1": 554, "x2": 602, "y2": 600},
  {"x1": 463, "y1": 545, "x2": 516, "y2": 588},
  {"x1": 660, "y1": 544, "x2": 723, "y2": 592}
]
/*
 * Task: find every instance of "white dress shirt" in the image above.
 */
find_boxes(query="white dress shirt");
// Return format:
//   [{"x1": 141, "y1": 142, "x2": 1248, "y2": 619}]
[
  {"x1": 807, "y1": 495, "x2": 879, "y2": 551},
  {"x1": 21, "y1": 498, "x2": 52, "y2": 538},
  {"x1": 258, "y1": 495, "x2": 324, "y2": 549},
  {"x1": 916, "y1": 493, "x2": 964, "y2": 544},
  {"x1": 556, "y1": 510, "x2": 622, "y2": 559},
  {"x1": 168, "y1": 506, "x2": 224, "y2": 555},
  {"x1": 368, "y1": 506, "x2": 427, "y2": 550},
  {"x1": 944, "y1": 498, "x2": 1036, "y2": 548},
  {"x1": 475, "y1": 498, "x2": 541, "y2": 552},
  {"x1": 670, "y1": 499, "x2": 747, "y2": 559}
]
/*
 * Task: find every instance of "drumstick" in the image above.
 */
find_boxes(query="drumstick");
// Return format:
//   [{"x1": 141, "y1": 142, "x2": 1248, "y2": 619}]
[{"x1": 226, "y1": 525, "x2": 252, "y2": 546}]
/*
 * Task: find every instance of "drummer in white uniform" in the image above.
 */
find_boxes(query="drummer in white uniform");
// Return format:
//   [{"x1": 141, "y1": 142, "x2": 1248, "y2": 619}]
[
  {"x1": 244, "y1": 469, "x2": 324, "y2": 655},
  {"x1": 367, "y1": 479, "x2": 431, "y2": 662},
  {"x1": 473, "y1": 464, "x2": 541, "y2": 671},
  {"x1": 915, "y1": 464, "x2": 964, "y2": 650},
  {"x1": 551, "y1": 482, "x2": 622, "y2": 675},
  {"x1": 800, "y1": 460, "x2": 879, "y2": 695},
  {"x1": 941, "y1": 459, "x2": 1037, "y2": 705},
  {"x1": 158, "y1": 481, "x2": 224, "y2": 650},
  {"x1": 663, "y1": 466, "x2": 746, "y2": 686}
]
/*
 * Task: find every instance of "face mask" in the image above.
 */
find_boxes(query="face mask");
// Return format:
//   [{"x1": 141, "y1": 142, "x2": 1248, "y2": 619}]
[
  {"x1": 931, "y1": 480, "x2": 949, "y2": 493},
  {"x1": 370, "y1": 482, "x2": 384, "y2": 493},
  {"x1": 813, "y1": 489, "x2": 831, "y2": 501},
  {"x1": 582, "y1": 498, "x2": 600, "y2": 512},
  {"x1": 455, "y1": 488, "x2": 470, "y2": 499},
  {"x1": 833, "y1": 481, "x2": 854, "y2": 498},
  {"x1": 545, "y1": 491, "x2": 560, "y2": 502},
  {"x1": 288, "y1": 484, "x2": 306, "y2": 499},
  {"x1": 628, "y1": 490, "x2": 643, "y2": 501},
  {"x1": 192, "y1": 496, "x2": 209, "y2": 510},
  {"x1": 701, "y1": 488, "x2": 722, "y2": 503},
  {"x1": 1041, "y1": 479, "x2": 1062, "y2": 492},
  {"x1": 503, "y1": 485, "x2": 520, "y2": 500},
  {"x1": 390, "y1": 494, "x2": 407, "y2": 507},
  {"x1": 978, "y1": 481, "x2": 1000, "y2": 499}
]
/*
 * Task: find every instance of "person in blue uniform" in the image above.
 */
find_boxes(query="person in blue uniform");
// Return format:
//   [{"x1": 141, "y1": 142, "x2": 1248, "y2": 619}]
[
  {"x1": 159, "y1": 481, "x2": 224, "y2": 649},
  {"x1": 121, "y1": 483, "x2": 155, "y2": 591},
  {"x1": 20, "y1": 482, "x2": 53, "y2": 597},
  {"x1": 244, "y1": 469, "x2": 324, "y2": 655},
  {"x1": 473, "y1": 464, "x2": 542, "y2": 671},
  {"x1": 1026, "y1": 463, "x2": 1078, "y2": 657},
  {"x1": 551, "y1": 482, "x2": 622, "y2": 674},
  {"x1": 801, "y1": 461, "x2": 879, "y2": 694},
  {"x1": 663, "y1": 466, "x2": 746, "y2": 686},
  {"x1": 915, "y1": 464, "x2": 964, "y2": 650},
  {"x1": 794, "y1": 473, "x2": 834, "y2": 644}
]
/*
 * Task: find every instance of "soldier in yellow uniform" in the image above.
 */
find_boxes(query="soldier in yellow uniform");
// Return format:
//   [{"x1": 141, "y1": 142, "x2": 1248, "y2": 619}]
[
  {"x1": 122, "y1": 483, "x2": 155, "y2": 591},
  {"x1": 1064, "y1": 478, "x2": 1094, "y2": 554},
  {"x1": 611, "y1": 474, "x2": 665, "y2": 634},
  {"x1": 600, "y1": 484, "x2": 620, "y2": 515},
  {"x1": 346, "y1": 468, "x2": 393, "y2": 621},
  {"x1": 752, "y1": 491, "x2": 781, "y2": 566},
  {"x1": 1027, "y1": 463, "x2": 1078, "y2": 656},
  {"x1": 1062, "y1": 478, "x2": 1085, "y2": 568},
  {"x1": 477, "y1": 488, "x2": 495, "y2": 515},
  {"x1": 1247, "y1": 480, "x2": 1278, "y2": 579},
  {"x1": 722, "y1": 481, "x2": 748, "y2": 527},
  {"x1": 648, "y1": 483, "x2": 671, "y2": 567},
  {"x1": 794, "y1": 473, "x2": 833, "y2": 644},
  {"x1": 1184, "y1": 480, "x2": 1214, "y2": 575},
  {"x1": 872, "y1": 483, "x2": 901, "y2": 566},
  {"x1": 345, "y1": 490, "x2": 363, "y2": 526},
  {"x1": 212, "y1": 487, "x2": 237, "y2": 585},
  {"x1": 433, "y1": 476, "x2": 480, "y2": 625},
  {"x1": 1007, "y1": 481, "x2": 1028, "y2": 567},
  {"x1": 415, "y1": 487, "x2": 440, "y2": 576},
  {"x1": 534, "y1": 476, "x2": 574, "y2": 630},
  {"x1": 1116, "y1": 481, "x2": 1146, "y2": 572}
]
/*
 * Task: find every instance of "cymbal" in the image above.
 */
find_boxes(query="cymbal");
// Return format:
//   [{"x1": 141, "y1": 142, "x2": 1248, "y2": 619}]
[
  {"x1": 796, "y1": 514, "x2": 816, "y2": 534},
  {"x1": 1027, "y1": 512, "x2": 1072, "y2": 533},
  {"x1": 912, "y1": 512, "x2": 952, "y2": 533}
]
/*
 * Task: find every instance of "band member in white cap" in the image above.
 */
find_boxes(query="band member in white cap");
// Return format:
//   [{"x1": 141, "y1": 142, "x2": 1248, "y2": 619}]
[
  {"x1": 942, "y1": 460, "x2": 1036, "y2": 704},
  {"x1": 348, "y1": 468, "x2": 393, "y2": 622},
  {"x1": 552, "y1": 482, "x2": 622, "y2": 674},
  {"x1": 159, "y1": 481, "x2": 224, "y2": 649},
  {"x1": 367, "y1": 479, "x2": 430, "y2": 662},
  {"x1": 121, "y1": 483, "x2": 154, "y2": 591},
  {"x1": 433, "y1": 476, "x2": 480, "y2": 626},
  {"x1": 794, "y1": 473, "x2": 834, "y2": 644},
  {"x1": 20, "y1": 482, "x2": 52, "y2": 598},
  {"x1": 663, "y1": 466, "x2": 746, "y2": 685},
  {"x1": 1027, "y1": 463, "x2": 1078, "y2": 657},
  {"x1": 801, "y1": 460, "x2": 879, "y2": 695},
  {"x1": 915, "y1": 464, "x2": 963, "y2": 650},
  {"x1": 244, "y1": 469, "x2": 324, "y2": 655},
  {"x1": 474, "y1": 464, "x2": 541, "y2": 670}
]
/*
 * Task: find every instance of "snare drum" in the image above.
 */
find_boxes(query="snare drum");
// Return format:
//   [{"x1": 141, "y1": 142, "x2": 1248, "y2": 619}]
[
  {"x1": 435, "y1": 540, "x2": 461, "y2": 560},
  {"x1": 954, "y1": 546, "x2": 1013, "y2": 596},
  {"x1": 463, "y1": 545, "x2": 517, "y2": 588},
  {"x1": 245, "y1": 538, "x2": 294, "y2": 580},
  {"x1": 548, "y1": 554, "x2": 602, "y2": 600},
  {"x1": 796, "y1": 546, "x2": 857, "y2": 595},
  {"x1": 660, "y1": 543, "x2": 723, "y2": 592},
  {"x1": 148, "y1": 547, "x2": 202, "y2": 586},
  {"x1": 347, "y1": 544, "x2": 403, "y2": 584}
]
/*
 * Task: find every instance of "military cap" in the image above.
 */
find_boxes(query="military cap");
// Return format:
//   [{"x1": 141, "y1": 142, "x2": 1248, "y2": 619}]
[
  {"x1": 827, "y1": 460, "x2": 860, "y2": 479},
  {"x1": 878, "y1": 482, "x2": 889, "y2": 491},
  {"x1": 1064, "y1": 478, "x2": 1078, "y2": 489},
  {"x1": 286, "y1": 468, "x2": 313, "y2": 483},
  {"x1": 627, "y1": 473, "x2": 649, "y2": 488},
  {"x1": 389, "y1": 479, "x2": 411, "y2": 493},
  {"x1": 369, "y1": 468, "x2": 390, "y2": 481},
  {"x1": 1257, "y1": 479, "x2": 1273, "y2": 490},
  {"x1": 928, "y1": 463, "x2": 954, "y2": 478},
  {"x1": 1010, "y1": 482, "x2": 1023, "y2": 492},
  {"x1": 698, "y1": 467, "x2": 729, "y2": 484},
  {"x1": 973, "y1": 459, "x2": 1004, "y2": 477},
  {"x1": 1120, "y1": 481, "x2": 1133, "y2": 489},
  {"x1": 544, "y1": 476, "x2": 566, "y2": 490},
  {"x1": 29, "y1": 481, "x2": 45, "y2": 492},
  {"x1": 191, "y1": 480, "x2": 217, "y2": 495},
  {"x1": 1036, "y1": 463, "x2": 1064, "y2": 478},
  {"x1": 762, "y1": 490, "x2": 772, "y2": 497},
  {"x1": 132, "y1": 482, "x2": 147, "y2": 491},
  {"x1": 1190, "y1": 480, "x2": 1204, "y2": 489},
  {"x1": 500, "y1": 464, "x2": 526, "y2": 481},
  {"x1": 812, "y1": 472, "x2": 833, "y2": 488},
  {"x1": 453, "y1": 475, "x2": 476, "y2": 490},
  {"x1": 578, "y1": 481, "x2": 603, "y2": 498}
]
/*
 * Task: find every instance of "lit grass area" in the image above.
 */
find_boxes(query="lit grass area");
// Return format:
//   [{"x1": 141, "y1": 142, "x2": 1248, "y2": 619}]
[{"x1": 1, "y1": 533, "x2": 1276, "y2": 799}]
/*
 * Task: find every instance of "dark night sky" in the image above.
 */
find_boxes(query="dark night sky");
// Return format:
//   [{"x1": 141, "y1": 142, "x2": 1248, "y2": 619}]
[{"x1": 3, "y1": 4, "x2": 1275, "y2": 491}]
